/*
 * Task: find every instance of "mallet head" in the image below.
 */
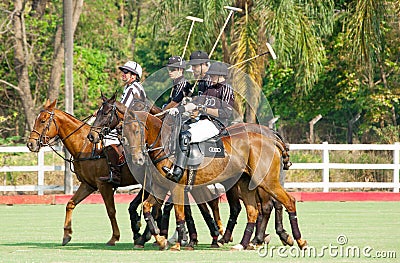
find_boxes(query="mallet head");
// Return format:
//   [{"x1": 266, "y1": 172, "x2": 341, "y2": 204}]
[
  {"x1": 186, "y1": 16, "x2": 203, "y2": 23},
  {"x1": 224, "y1": 6, "x2": 243, "y2": 12},
  {"x1": 266, "y1": 42, "x2": 277, "y2": 60}
]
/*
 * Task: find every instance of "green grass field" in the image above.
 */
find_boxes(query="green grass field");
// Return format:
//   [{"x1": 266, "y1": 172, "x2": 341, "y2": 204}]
[{"x1": 0, "y1": 202, "x2": 399, "y2": 263}]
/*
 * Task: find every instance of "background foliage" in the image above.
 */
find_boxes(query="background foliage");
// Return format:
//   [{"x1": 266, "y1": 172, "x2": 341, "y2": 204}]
[{"x1": 0, "y1": 0, "x2": 399, "y2": 145}]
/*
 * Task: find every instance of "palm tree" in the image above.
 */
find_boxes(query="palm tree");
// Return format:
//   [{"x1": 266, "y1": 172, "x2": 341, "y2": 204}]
[{"x1": 150, "y1": 0, "x2": 334, "y2": 122}]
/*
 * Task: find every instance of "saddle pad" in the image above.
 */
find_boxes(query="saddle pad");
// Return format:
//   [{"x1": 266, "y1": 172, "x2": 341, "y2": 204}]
[{"x1": 203, "y1": 139, "x2": 225, "y2": 158}]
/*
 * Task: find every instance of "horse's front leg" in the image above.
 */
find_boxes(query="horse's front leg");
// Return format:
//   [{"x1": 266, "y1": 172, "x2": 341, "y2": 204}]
[
  {"x1": 231, "y1": 178, "x2": 258, "y2": 251},
  {"x1": 169, "y1": 202, "x2": 185, "y2": 251},
  {"x1": 142, "y1": 194, "x2": 168, "y2": 250},
  {"x1": 168, "y1": 185, "x2": 186, "y2": 251},
  {"x1": 98, "y1": 182, "x2": 120, "y2": 246},
  {"x1": 62, "y1": 183, "x2": 95, "y2": 246}
]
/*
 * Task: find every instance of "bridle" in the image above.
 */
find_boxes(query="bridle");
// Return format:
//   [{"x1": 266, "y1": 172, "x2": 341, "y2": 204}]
[
  {"x1": 125, "y1": 112, "x2": 170, "y2": 164},
  {"x1": 29, "y1": 110, "x2": 59, "y2": 148},
  {"x1": 90, "y1": 101, "x2": 124, "y2": 139},
  {"x1": 29, "y1": 109, "x2": 93, "y2": 162}
]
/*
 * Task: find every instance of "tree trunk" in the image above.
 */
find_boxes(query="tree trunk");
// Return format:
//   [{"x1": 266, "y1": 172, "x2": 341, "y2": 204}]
[
  {"x1": 131, "y1": 1, "x2": 141, "y2": 58},
  {"x1": 13, "y1": 0, "x2": 36, "y2": 131},
  {"x1": 48, "y1": 0, "x2": 83, "y2": 102}
]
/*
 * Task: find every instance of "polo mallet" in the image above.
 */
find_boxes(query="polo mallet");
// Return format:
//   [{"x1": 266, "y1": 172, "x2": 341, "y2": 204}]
[
  {"x1": 181, "y1": 16, "x2": 204, "y2": 60},
  {"x1": 228, "y1": 42, "x2": 277, "y2": 69},
  {"x1": 209, "y1": 6, "x2": 243, "y2": 58}
]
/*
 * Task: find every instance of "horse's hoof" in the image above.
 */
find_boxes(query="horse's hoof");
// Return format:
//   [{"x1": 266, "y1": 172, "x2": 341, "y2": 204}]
[
  {"x1": 133, "y1": 244, "x2": 144, "y2": 249},
  {"x1": 106, "y1": 241, "x2": 116, "y2": 246},
  {"x1": 230, "y1": 244, "x2": 244, "y2": 251},
  {"x1": 62, "y1": 236, "x2": 71, "y2": 246},
  {"x1": 264, "y1": 234, "x2": 271, "y2": 244},
  {"x1": 184, "y1": 245, "x2": 194, "y2": 250},
  {"x1": 133, "y1": 235, "x2": 142, "y2": 245},
  {"x1": 247, "y1": 243, "x2": 257, "y2": 250},
  {"x1": 281, "y1": 235, "x2": 294, "y2": 246},
  {"x1": 296, "y1": 239, "x2": 308, "y2": 250},
  {"x1": 157, "y1": 237, "x2": 168, "y2": 250},
  {"x1": 170, "y1": 242, "x2": 181, "y2": 251},
  {"x1": 210, "y1": 241, "x2": 222, "y2": 248}
]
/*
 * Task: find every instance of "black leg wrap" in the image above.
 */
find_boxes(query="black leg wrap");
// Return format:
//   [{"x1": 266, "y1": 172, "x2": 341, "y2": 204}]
[
  {"x1": 274, "y1": 199, "x2": 285, "y2": 234},
  {"x1": 144, "y1": 212, "x2": 160, "y2": 235},
  {"x1": 221, "y1": 217, "x2": 237, "y2": 242},
  {"x1": 199, "y1": 208, "x2": 219, "y2": 237},
  {"x1": 186, "y1": 218, "x2": 197, "y2": 240},
  {"x1": 240, "y1": 222, "x2": 255, "y2": 248},
  {"x1": 160, "y1": 202, "x2": 173, "y2": 237},
  {"x1": 288, "y1": 211, "x2": 301, "y2": 240},
  {"x1": 176, "y1": 220, "x2": 187, "y2": 243},
  {"x1": 252, "y1": 214, "x2": 265, "y2": 244}
]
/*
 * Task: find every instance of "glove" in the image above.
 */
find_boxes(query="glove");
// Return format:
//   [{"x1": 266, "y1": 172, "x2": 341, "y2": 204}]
[
  {"x1": 184, "y1": 103, "x2": 197, "y2": 112},
  {"x1": 166, "y1": 108, "x2": 179, "y2": 116}
]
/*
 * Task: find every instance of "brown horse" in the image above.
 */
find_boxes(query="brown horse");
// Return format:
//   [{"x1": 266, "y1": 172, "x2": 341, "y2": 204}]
[
  {"x1": 122, "y1": 110, "x2": 307, "y2": 251},
  {"x1": 26, "y1": 99, "x2": 157, "y2": 246},
  {"x1": 87, "y1": 94, "x2": 226, "y2": 248},
  {"x1": 90, "y1": 94, "x2": 295, "y2": 249}
]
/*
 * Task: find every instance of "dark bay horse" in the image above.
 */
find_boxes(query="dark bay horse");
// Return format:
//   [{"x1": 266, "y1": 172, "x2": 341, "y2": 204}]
[
  {"x1": 90, "y1": 94, "x2": 295, "y2": 250},
  {"x1": 87, "y1": 94, "x2": 226, "y2": 248},
  {"x1": 26, "y1": 99, "x2": 155, "y2": 246},
  {"x1": 123, "y1": 110, "x2": 307, "y2": 251}
]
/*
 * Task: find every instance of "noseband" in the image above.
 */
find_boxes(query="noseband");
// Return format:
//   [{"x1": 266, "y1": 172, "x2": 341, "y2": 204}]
[
  {"x1": 91, "y1": 102, "x2": 123, "y2": 138},
  {"x1": 29, "y1": 110, "x2": 59, "y2": 147}
]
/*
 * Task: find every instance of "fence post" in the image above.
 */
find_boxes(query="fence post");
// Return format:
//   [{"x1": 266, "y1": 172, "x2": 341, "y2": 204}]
[
  {"x1": 38, "y1": 148, "x2": 45, "y2": 195},
  {"x1": 322, "y1": 142, "x2": 330, "y2": 192},
  {"x1": 394, "y1": 142, "x2": 399, "y2": 193}
]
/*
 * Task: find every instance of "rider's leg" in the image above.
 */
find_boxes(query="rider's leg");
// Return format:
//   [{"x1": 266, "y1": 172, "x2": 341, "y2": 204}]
[
  {"x1": 99, "y1": 144, "x2": 123, "y2": 184},
  {"x1": 162, "y1": 130, "x2": 191, "y2": 183}
]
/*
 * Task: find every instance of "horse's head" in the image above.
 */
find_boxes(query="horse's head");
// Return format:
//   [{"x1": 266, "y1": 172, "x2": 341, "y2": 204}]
[
  {"x1": 27, "y1": 99, "x2": 59, "y2": 152},
  {"x1": 122, "y1": 111, "x2": 147, "y2": 166},
  {"x1": 87, "y1": 92, "x2": 125, "y2": 143}
]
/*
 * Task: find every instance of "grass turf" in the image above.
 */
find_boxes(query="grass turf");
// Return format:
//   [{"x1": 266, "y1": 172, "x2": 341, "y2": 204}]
[{"x1": 0, "y1": 201, "x2": 399, "y2": 262}]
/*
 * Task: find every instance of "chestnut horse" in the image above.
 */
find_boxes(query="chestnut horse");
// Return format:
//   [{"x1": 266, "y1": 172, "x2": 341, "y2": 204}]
[
  {"x1": 26, "y1": 99, "x2": 156, "y2": 246},
  {"x1": 87, "y1": 94, "x2": 226, "y2": 248},
  {"x1": 122, "y1": 110, "x2": 307, "y2": 251},
  {"x1": 90, "y1": 94, "x2": 295, "y2": 250}
]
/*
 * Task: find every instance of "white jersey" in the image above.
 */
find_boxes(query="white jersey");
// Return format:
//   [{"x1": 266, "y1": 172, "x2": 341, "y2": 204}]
[
  {"x1": 104, "y1": 81, "x2": 146, "y2": 146},
  {"x1": 120, "y1": 81, "x2": 146, "y2": 107}
]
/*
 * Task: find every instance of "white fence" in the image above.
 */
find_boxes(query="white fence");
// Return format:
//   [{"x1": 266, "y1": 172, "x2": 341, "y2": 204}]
[{"x1": 1, "y1": 142, "x2": 399, "y2": 195}]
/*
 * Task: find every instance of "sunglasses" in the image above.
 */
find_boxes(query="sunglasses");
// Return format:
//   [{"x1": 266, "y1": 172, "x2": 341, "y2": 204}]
[{"x1": 121, "y1": 69, "x2": 130, "y2": 74}]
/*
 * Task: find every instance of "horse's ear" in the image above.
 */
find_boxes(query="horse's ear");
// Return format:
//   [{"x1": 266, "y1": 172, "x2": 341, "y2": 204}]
[
  {"x1": 101, "y1": 91, "x2": 107, "y2": 102},
  {"x1": 110, "y1": 92, "x2": 117, "y2": 102},
  {"x1": 44, "y1": 99, "x2": 51, "y2": 108},
  {"x1": 49, "y1": 99, "x2": 57, "y2": 109}
]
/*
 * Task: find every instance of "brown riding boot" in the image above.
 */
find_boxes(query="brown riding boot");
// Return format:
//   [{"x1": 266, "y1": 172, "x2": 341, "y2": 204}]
[
  {"x1": 99, "y1": 165, "x2": 121, "y2": 185},
  {"x1": 99, "y1": 145, "x2": 123, "y2": 185}
]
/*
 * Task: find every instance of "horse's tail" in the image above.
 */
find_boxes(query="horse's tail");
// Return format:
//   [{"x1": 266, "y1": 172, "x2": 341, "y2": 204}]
[{"x1": 271, "y1": 131, "x2": 292, "y2": 170}]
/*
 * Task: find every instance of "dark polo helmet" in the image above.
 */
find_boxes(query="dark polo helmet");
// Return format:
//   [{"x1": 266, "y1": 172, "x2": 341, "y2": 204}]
[
  {"x1": 188, "y1": 50, "x2": 210, "y2": 65},
  {"x1": 206, "y1": 62, "x2": 228, "y2": 76},
  {"x1": 166, "y1": 56, "x2": 186, "y2": 68}
]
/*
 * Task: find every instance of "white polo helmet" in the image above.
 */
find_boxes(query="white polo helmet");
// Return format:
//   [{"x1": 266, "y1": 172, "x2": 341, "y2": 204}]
[{"x1": 119, "y1": 61, "x2": 142, "y2": 79}]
